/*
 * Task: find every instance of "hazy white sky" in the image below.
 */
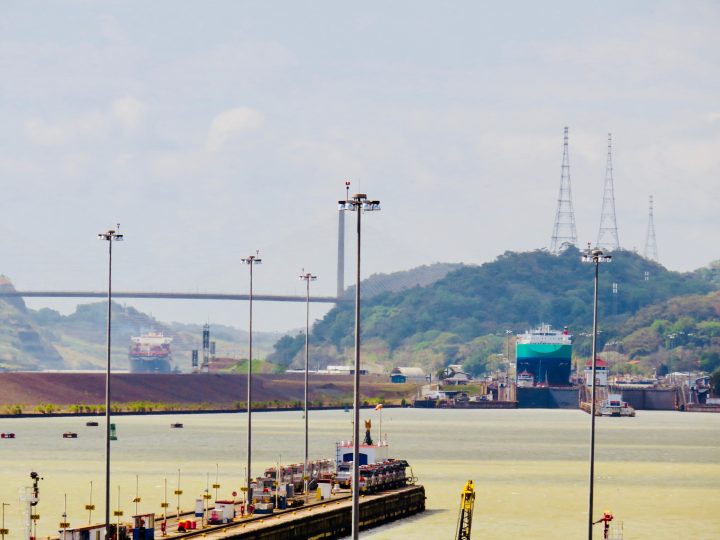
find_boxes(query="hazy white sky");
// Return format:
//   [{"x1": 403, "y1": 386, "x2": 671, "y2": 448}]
[{"x1": 1, "y1": 1, "x2": 718, "y2": 332}]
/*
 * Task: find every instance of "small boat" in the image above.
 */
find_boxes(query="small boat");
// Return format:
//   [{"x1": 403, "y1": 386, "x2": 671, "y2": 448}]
[
  {"x1": 63, "y1": 432, "x2": 78, "y2": 438},
  {"x1": 1, "y1": 432, "x2": 16, "y2": 439},
  {"x1": 600, "y1": 394, "x2": 635, "y2": 417},
  {"x1": 85, "y1": 421, "x2": 99, "y2": 427},
  {"x1": 516, "y1": 370, "x2": 535, "y2": 388},
  {"x1": 171, "y1": 423, "x2": 184, "y2": 428}
]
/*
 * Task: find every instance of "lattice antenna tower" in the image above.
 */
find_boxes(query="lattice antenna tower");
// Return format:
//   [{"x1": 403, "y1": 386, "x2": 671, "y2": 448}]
[
  {"x1": 644, "y1": 195, "x2": 659, "y2": 262},
  {"x1": 550, "y1": 127, "x2": 578, "y2": 254},
  {"x1": 596, "y1": 133, "x2": 620, "y2": 251}
]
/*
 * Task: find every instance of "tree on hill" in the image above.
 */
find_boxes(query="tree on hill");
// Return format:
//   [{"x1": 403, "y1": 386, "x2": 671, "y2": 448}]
[
  {"x1": 616, "y1": 291, "x2": 720, "y2": 373},
  {"x1": 694, "y1": 260, "x2": 720, "y2": 288},
  {"x1": 267, "y1": 333, "x2": 305, "y2": 371}
]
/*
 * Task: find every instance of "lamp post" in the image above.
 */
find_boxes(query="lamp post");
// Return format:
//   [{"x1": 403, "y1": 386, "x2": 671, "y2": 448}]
[
  {"x1": 581, "y1": 246, "x2": 611, "y2": 539},
  {"x1": 98, "y1": 227, "x2": 123, "y2": 540},
  {"x1": 338, "y1": 189, "x2": 380, "y2": 540},
  {"x1": 241, "y1": 253, "x2": 262, "y2": 500},
  {"x1": 1, "y1": 502, "x2": 9, "y2": 540},
  {"x1": 299, "y1": 270, "x2": 317, "y2": 500},
  {"x1": 505, "y1": 329, "x2": 512, "y2": 395}
]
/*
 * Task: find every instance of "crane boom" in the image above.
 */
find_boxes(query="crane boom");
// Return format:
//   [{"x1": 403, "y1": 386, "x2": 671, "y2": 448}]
[{"x1": 455, "y1": 480, "x2": 475, "y2": 540}]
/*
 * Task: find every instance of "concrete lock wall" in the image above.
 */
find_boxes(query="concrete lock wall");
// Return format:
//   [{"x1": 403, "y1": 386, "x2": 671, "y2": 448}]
[
  {"x1": 517, "y1": 387, "x2": 579, "y2": 409},
  {"x1": 223, "y1": 486, "x2": 426, "y2": 540},
  {"x1": 609, "y1": 387, "x2": 677, "y2": 411}
]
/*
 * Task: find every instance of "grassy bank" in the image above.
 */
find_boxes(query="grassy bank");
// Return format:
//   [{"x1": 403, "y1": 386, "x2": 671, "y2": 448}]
[{"x1": 0, "y1": 399, "x2": 409, "y2": 419}]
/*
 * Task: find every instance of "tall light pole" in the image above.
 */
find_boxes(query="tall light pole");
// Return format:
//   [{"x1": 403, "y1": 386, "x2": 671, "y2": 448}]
[
  {"x1": 505, "y1": 330, "x2": 512, "y2": 378},
  {"x1": 241, "y1": 253, "x2": 261, "y2": 501},
  {"x1": 98, "y1": 227, "x2": 123, "y2": 540},
  {"x1": 505, "y1": 330, "x2": 512, "y2": 400},
  {"x1": 581, "y1": 246, "x2": 611, "y2": 540},
  {"x1": 299, "y1": 270, "x2": 317, "y2": 500},
  {"x1": 1, "y1": 502, "x2": 9, "y2": 540},
  {"x1": 338, "y1": 190, "x2": 380, "y2": 539}
]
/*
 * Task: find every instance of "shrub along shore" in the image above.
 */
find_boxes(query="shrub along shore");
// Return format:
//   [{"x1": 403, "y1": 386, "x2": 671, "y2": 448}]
[{"x1": 0, "y1": 399, "x2": 407, "y2": 418}]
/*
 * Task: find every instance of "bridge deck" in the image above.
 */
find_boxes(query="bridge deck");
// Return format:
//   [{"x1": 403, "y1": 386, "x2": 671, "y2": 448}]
[{"x1": 0, "y1": 290, "x2": 344, "y2": 303}]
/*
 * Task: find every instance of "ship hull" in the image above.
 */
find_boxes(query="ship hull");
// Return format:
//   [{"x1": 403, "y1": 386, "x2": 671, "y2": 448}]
[
  {"x1": 129, "y1": 356, "x2": 172, "y2": 374},
  {"x1": 516, "y1": 343, "x2": 572, "y2": 386}
]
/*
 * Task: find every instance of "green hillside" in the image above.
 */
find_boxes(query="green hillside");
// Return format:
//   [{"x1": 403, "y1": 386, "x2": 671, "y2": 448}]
[
  {"x1": 305, "y1": 248, "x2": 716, "y2": 376},
  {"x1": 0, "y1": 276, "x2": 64, "y2": 370},
  {"x1": 342, "y1": 262, "x2": 464, "y2": 299}
]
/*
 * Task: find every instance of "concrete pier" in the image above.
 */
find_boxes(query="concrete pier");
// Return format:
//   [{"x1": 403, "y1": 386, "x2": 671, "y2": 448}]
[
  {"x1": 57, "y1": 486, "x2": 426, "y2": 540},
  {"x1": 210, "y1": 485, "x2": 426, "y2": 539}
]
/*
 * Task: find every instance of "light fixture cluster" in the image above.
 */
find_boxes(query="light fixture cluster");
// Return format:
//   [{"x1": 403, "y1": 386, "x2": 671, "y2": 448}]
[
  {"x1": 98, "y1": 229, "x2": 123, "y2": 242},
  {"x1": 338, "y1": 194, "x2": 381, "y2": 212},
  {"x1": 299, "y1": 271, "x2": 317, "y2": 282},
  {"x1": 581, "y1": 246, "x2": 612, "y2": 264}
]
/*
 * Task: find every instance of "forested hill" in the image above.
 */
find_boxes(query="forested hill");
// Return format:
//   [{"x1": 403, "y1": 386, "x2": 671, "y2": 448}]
[
  {"x1": 342, "y1": 262, "x2": 463, "y2": 299},
  {"x1": 312, "y1": 247, "x2": 713, "y2": 352}
]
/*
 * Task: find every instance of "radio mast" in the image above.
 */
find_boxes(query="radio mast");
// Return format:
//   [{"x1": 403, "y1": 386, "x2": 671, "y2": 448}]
[
  {"x1": 596, "y1": 133, "x2": 620, "y2": 251},
  {"x1": 644, "y1": 195, "x2": 659, "y2": 262},
  {"x1": 550, "y1": 127, "x2": 578, "y2": 254}
]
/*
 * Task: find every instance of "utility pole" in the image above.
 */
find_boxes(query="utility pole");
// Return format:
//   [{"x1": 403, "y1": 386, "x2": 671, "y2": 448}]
[
  {"x1": 242, "y1": 253, "x2": 262, "y2": 501},
  {"x1": 596, "y1": 134, "x2": 620, "y2": 251},
  {"x1": 582, "y1": 246, "x2": 612, "y2": 540},
  {"x1": 550, "y1": 127, "x2": 578, "y2": 254},
  {"x1": 338, "y1": 188, "x2": 381, "y2": 540},
  {"x1": 300, "y1": 270, "x2": 317, "y2": 500},
  {"x1": 644, "y1": 195, "x2": 659, "y2": 262},
  {"x1": 98, "y1": 227, "x2": 123, "y2": 540}
]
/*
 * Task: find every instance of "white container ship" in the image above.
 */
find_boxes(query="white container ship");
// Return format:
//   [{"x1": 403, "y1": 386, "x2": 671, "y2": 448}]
[{"x1": 128, "y1": 331, "x2": 173, "y2": 373}]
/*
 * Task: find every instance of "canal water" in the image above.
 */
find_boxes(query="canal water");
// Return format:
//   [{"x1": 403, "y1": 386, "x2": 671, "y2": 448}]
[{"x1": 0, "y1": 408, "x2": 718, "y2": 539}]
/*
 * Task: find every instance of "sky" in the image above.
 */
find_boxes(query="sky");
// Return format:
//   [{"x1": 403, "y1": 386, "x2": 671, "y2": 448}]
[{"x1": 1, "y1": 1, "x2": 718, "y2": 333}]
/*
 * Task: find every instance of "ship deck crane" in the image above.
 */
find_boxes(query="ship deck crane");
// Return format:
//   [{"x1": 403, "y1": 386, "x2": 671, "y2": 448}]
[{"x1": 455, "y1": 480, "x2": 475, "y2": 540}]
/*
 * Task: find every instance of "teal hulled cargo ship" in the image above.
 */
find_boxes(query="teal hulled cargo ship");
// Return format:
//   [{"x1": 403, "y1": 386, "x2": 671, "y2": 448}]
[{"x1": 516, "y1": 324, "x2": 572, "y2": 387}]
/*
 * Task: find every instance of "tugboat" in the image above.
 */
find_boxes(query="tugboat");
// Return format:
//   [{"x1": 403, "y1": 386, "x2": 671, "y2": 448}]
[
  {"x1": 516, "y1": 370, "x2": 535, "y2": 388},
  {"x1": 600, "y1": 394, "x2": 635, "y2": 417}
]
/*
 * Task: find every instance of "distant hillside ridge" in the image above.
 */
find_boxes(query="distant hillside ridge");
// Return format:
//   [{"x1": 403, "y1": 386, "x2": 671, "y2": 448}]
[
  {"x1": 0, "y1": 275, "x2": 283, "y2": 371},
  {"x1": 315, "y1": 247, "x2": 713, "y2": 351},
  {"x1": 29, "y1": 302, "x2": 282, "y2": 371},
  {"x1": 343, "y1": 262, "x2": 464, "y2": 299},
  {"x1": 0, "y1": 276, "x2": 65, "y2": 370}
]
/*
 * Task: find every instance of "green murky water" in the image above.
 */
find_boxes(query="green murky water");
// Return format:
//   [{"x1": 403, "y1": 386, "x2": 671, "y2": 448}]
[{"x1": 0, "y1": 408, "x2": 718, "y2": 539}]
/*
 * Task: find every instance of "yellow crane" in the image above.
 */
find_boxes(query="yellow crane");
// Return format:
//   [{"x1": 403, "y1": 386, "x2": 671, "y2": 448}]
[{"x1": 455, "y1": 480, "x2": 475, "y2": 540}]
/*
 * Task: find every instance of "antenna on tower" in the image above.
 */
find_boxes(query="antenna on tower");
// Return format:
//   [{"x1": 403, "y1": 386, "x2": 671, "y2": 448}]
[
  {"x1": 644, "y1": 195, "x2": 659, "y2": 262},
  {"x1": 596, "y1": 133, "x2": 620, "y2": 251},
  {"x1": 550, "y1": 127, "x2": 578, "y2": 254}
]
